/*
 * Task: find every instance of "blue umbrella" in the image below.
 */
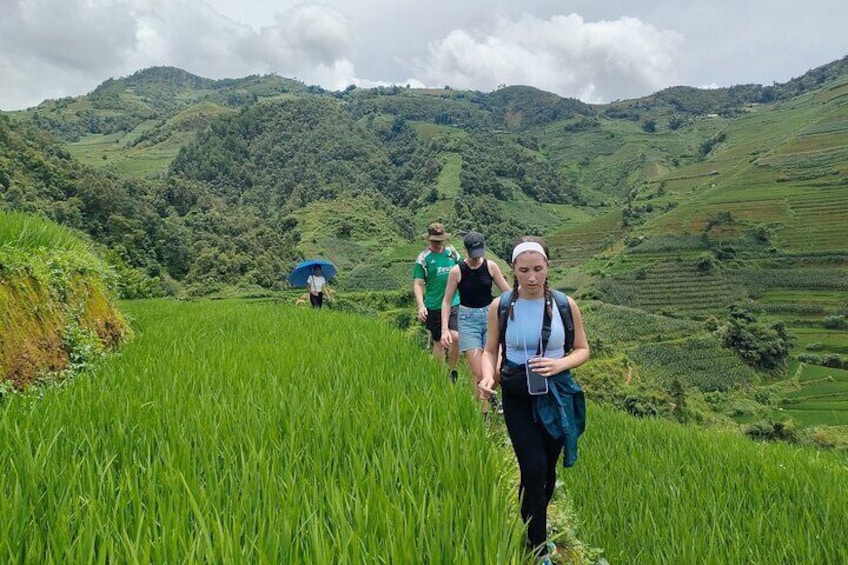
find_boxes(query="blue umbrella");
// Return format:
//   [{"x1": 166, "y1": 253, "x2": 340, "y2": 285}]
[{"x1": 287, "y1": 259, "x2": 337, "y2": 287}]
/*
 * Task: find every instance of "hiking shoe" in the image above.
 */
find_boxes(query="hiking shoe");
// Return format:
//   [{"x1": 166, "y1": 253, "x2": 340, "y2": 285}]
[
  {"x1": 489, "y1": 392, "x2": 504, "y2": 414},
  {"x1": 449, "y1": 369, "x2": 458, "y2": 383},
  {"x1": 537, "y1": 553, "x2": 553, "y2": 565}
]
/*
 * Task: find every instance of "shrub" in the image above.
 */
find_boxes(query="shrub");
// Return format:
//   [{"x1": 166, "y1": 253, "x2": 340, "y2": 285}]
[
  {"x1": 744, "y1": 419, "x2": 799, "y2": 443},
  {"x1": 719, "y1": 306, "x2": 793, "y2": 372},
  {"x1": 623, "y1": 390, "x2": 671, "y2": 418},
  {"x1": 822, "y1": 315, "x2": 847, "y2": 330},
  {"x1": 696, "y1": 252, "x2": 715, "y2": 273}
]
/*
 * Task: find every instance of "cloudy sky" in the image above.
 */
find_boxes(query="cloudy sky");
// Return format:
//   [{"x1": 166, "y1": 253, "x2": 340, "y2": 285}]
[{"x1": 1, "y1": 0, "x2": 846, "y2": 110}]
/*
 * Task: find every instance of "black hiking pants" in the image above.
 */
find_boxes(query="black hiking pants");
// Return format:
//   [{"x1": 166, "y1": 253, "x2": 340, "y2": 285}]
[
  {"x1": 309, "y1": 292, "x2": 323, "y2": 308},
  {"x1": 502, "y1": 391, "x2": 563, "y2": 553}
]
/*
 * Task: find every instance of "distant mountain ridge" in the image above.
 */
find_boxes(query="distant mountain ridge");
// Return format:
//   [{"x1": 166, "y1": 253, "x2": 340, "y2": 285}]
[
  {"x1": 2, "y1": 53, "x2": 848, "y2": 435},
  {"x1": 1, "y1": 53, "x2": 846, "y2": 295}
]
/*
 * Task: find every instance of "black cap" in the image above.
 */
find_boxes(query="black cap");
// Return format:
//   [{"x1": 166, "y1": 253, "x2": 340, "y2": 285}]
[{"x1": 463, "y1": 231, "x2": 485, "y2": 258}]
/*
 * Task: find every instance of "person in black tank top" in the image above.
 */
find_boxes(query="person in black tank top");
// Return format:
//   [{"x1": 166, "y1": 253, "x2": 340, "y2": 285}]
[
  {"x1": 440, "y1": 232, "x2": 511, "y2": 416},
  {"x1": 458, "y1": 260, "x2": 494, "y2": 307}
]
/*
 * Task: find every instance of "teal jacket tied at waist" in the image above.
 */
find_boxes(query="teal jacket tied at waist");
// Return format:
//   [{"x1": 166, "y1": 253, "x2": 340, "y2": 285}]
[{"x1": 532, "y1": 370, "x2": 586, "y2": 468}]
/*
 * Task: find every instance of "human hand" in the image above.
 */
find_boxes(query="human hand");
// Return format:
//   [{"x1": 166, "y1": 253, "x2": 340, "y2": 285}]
[
  {"x1": 417, "y1": 306, "x2": 428, "y2": 323},
  {"x1": 440, "y1": 331, "x2": 452, "y2": 348},
  {"x1": 527, "y1": 357, "x2": 565, "y2": 377},
  {"x1": 478, "y1": 376, "x2": 495, "y2": 399}
]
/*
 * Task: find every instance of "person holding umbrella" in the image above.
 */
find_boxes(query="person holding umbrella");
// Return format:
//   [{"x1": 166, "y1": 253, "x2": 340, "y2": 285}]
[
  {"x1": 307, "y1": 265, "x2": 327, "y2": 308},
  {"x1": 413, "y1": 223, "x2": 461, "y2": 381},
  {"x1": 288, "y1": 259, "x2": 336, "y2": 308}
]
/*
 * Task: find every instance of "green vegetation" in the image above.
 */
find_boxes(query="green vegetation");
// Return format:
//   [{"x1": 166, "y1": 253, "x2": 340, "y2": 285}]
[
  {"x1": 2, "y1": 55, "x2": 847, "y2": 435},
  {"x1": 563, "y1": 405, "x2": 848, "y2": 564},
  {"x1": 0, "y1": 211, "x2": 129, "y2": 387},
  {"x1": 4, "y1": 298, "x2": 846, "y2": 564},
  {"x1": 0, "y1": 209, "x2": 94, "y2": 254},
  {"x1": 0, "y1": 300, "x2": 528, "y2": 563}
]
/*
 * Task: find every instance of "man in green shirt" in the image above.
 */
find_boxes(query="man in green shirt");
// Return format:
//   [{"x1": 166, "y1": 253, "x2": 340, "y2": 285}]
[{"x1": 413, "y1": 222, "x2": 461, "y2": 381}]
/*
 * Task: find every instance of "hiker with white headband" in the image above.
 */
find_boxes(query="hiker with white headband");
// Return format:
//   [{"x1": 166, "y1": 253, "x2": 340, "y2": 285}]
[{"x1": 478, "y1": 235, "x2": 590, "y2": 564}]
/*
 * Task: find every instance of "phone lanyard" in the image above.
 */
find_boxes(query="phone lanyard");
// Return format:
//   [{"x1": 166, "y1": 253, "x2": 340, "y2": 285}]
[{"x1": 520, "y1": 299, "x2": 550, "y2": 360}]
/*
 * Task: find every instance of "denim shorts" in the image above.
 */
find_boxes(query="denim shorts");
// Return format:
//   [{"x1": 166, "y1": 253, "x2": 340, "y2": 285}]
[{"x1": 458, "y1": 305, "x2": 490, "y2": 352}]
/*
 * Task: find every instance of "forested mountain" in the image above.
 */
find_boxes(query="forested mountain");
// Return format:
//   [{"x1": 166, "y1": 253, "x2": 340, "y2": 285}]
[
  {"x1": 3, "y1": 55, "x2": 848, "y2": 439},
  {"x1": 1, "y1": 56, "x2": 847, "y2": 298}
]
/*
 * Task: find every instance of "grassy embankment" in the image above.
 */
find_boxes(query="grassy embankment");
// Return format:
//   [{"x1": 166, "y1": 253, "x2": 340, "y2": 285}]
[{"x1": 0, "y1": 210, "x2": 129, "y2": 387}]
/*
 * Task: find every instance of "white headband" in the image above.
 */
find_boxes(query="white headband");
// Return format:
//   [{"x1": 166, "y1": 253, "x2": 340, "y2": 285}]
[{"x1": 511, "y1": 241, "x2": 547, "y2": 263}]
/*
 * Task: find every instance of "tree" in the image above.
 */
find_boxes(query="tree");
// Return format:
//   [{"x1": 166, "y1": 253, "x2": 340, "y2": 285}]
[
  {"x1": 668, "y1": 116, "x2": 685, "y2": 130},
  {"x1": 719, "y1": 306, "x2": 793, "y2": 372}
]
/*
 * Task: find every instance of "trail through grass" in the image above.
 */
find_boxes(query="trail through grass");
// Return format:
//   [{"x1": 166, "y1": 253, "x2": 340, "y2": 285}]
[{"x1": 4, "y1": 298, "x2": 848, "y2": 564}]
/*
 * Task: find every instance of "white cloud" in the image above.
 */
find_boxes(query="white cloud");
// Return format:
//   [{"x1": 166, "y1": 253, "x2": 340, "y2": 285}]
[
  {"x1": 415, "y1": 13, "x2": 683, "y2": 101},
  {"x1": 0, "y1": 0, "x2": 361, "y2": 109},
  {"x1": 1, "y1": 0, "x2": 845, "y2": 110},
  {"x1": 1, "y1": 0, "x2": 138, "y2": 71},
  {"x1": 0, "y1": 0, "x2": 140, "y2": 107},
  {"x1": 235, "y1": 4, "x2": 356, "y2": 81}
]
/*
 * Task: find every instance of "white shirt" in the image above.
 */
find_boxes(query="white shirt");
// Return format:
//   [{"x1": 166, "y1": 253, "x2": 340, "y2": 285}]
[{"x1": 307, "y1": 275, "x2": 326, "y2": 293}]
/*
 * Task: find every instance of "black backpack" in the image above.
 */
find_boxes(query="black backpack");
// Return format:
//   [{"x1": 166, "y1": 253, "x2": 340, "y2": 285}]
[{"x1": 497, "y1": 289, "x2": 575, "y2": 360}]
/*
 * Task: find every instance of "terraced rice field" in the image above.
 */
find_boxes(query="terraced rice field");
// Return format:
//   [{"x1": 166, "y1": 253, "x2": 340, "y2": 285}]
[
  {"x1": 782, "y1": 365, "x2": 848, "y2": 426},
  {"x1": 600, "y1": 260, "x2": 742, "y2": 317},
  {"x1": 547, "y1": 210, "x2": 625, "y2": 268}
]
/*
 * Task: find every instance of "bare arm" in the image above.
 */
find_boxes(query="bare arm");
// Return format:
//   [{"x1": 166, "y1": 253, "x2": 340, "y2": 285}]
[
  {"x1": 478, "y1": 296, "x2": 503, "y2": 397},
  {"x1": 488, "y1": 261, "x2": 512, "y2": 293},
  {"x1": 440, "y1": 265, "x2": 461, "y2": 347},
  {"x1": 413, "y1": 278, "x2": 427, "y2": 322},
  {"x1": 528, "y1": 297, "x2": 591, "y2": 377}
]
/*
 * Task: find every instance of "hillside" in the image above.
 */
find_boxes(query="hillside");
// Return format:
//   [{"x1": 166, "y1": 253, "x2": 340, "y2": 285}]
[
  {"x1": 0, "y1": 211, "x2": 129, "y2": 387},
  {"x1": 1, "y1": 56, "x2": 847, "y2": 435}
]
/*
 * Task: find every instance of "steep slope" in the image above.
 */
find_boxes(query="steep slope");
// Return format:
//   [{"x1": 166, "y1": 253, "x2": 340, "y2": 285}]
[{"x1": 0, "y1": 211, "x2": 129, "y2": 387}]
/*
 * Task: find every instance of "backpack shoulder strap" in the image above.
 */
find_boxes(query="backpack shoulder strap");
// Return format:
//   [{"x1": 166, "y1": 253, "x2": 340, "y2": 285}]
[
  {"x1": 497, "y1": 291, "x2": 513, "y2": 363},
  {"x1": 551, "y1": 290, "x2": 575, "y2": 353},
  {"x1": 497, "y1": 291, "x2": 512, "y2": 333}
]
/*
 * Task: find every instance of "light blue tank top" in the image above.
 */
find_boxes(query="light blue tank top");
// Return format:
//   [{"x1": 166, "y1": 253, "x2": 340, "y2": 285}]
[{"x1": 504, "y1": 296, "x2": 566, "y2": 364}]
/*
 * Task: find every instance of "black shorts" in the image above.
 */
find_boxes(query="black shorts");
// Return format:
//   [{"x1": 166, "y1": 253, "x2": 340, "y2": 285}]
[{"x1": 425, "y1": 306, "x2": 458, "y2": 342}]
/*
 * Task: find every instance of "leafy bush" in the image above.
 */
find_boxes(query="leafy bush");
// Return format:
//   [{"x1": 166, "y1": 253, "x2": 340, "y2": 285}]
[
  {"x1": 796, "y1": 353, "x2": 848, "y2": 370},
  {"x1": 744, "y1": 419, "x2": 799, "y2": 443},
  {"x1": 823, "y1": 315, "x2": 847, "y2": 330},
  {"x1": 718, "y1": 306, "x2": 793, "y2": 372}
]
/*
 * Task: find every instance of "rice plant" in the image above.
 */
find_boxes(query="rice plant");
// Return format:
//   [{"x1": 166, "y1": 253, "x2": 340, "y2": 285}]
[
  {"x1": 561, "y1": 405, "x2": 848, "y2": 564},
  {"x1": 0, "y1": 209, "x2": 92, "y2": 254},
  {"x1": 0, "y1": 299, "x2": 526, "y2": 563}
]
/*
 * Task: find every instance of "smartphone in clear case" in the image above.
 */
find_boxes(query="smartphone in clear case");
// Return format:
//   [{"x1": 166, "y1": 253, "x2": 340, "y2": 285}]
[{"x1": 526, "y1": 358, "x2": 549, "y2": 395}]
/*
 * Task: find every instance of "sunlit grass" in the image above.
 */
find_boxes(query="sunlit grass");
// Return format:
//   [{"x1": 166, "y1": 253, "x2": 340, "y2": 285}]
[
  {"x1": 0, "y1": 210, "x2": 92, "y2": 253},
  {"x1": 0, "y1": 299, "x2": 525, "y2": 563},
  {"x1": 562, "y1": 405, "x2": 848, "y2": 564}
]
